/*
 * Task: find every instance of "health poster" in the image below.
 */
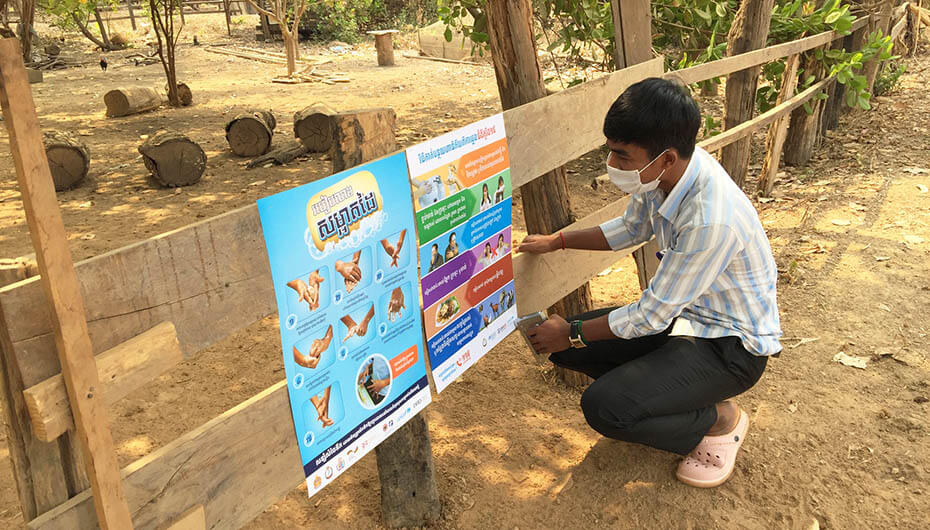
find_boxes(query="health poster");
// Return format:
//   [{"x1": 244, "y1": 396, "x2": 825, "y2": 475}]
[
  {"x1": 406, "y1": 114, "x2": 517, "y2": 393},
  {"x1": 257, "y1": 152, "x2": 432, "y2": 498}
]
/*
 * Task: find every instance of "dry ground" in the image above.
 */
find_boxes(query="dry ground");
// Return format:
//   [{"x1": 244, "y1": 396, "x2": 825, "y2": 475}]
[{"x1": 0, "y1": 14, "x2": 928, "y2": 529}]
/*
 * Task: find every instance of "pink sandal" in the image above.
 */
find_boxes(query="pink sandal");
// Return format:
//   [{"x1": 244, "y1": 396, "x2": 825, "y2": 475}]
[{"x1": 676, "y1": 409, "x2": 749, "y2": 488}]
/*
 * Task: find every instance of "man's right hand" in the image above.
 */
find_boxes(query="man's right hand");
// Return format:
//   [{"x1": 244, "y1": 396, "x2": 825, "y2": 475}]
[{"x1": 517, "y1": 234, "x2": 559, "y2": 254}]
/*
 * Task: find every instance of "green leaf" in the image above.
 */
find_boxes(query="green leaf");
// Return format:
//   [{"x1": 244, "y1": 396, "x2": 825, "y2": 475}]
[
  {"x1": 824, "y1": 11, "x2": 842, "y2": 24},
  {"x1": 444, "y1": 26, "x2": 453, "y2": 42},
  {"x1": 715, "y1": 2, "x2": 727, "y2": 18},
  {"x1": 695, "y1": 7, "x2": 712, "y2": 22},
  {"x1": 857, "y1": 96, "x2": 871, "y2": 110}
]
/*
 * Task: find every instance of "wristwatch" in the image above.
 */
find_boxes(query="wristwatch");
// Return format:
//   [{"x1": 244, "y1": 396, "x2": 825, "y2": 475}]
[{"x1": 569, "y1": 320, "x2": 587, "y2": 349}]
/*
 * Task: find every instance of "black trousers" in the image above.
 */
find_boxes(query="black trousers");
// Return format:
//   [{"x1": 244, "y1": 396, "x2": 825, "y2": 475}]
[{"x1": 550, "y1": 308, "x2": 769, "y2": 455}]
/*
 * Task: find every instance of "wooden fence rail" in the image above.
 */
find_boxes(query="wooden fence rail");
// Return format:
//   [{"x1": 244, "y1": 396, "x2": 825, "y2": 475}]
[{"x1": 0, "y1": 9, "x2": 907, "y2": 529}]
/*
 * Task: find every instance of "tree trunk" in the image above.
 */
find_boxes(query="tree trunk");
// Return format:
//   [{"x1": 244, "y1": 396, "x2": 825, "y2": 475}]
[
  {"x1": 138, "y1": 131, "x2": 206, "y2": 187},
  {"x1": 166, "y1": 82, "x2": 192, "y2": 106},
  {"x1": 293, "y1": 102, "x2": 336, "y2": 152},
  {"x1": 71, "y1": 12, "x2": 112, "y2": 51},
  {"x1": 19, "y1": 0, "x2": 34, "y2": 60},
  {"x1": 43, "y1": 131, "x2": 90, "y2": 191},
  {"x1": 485, "y1": 0, "x2": 592, "y2": 387},
  {"x1": 92, "y1": 8, "x2": 112, "y2": 50},
  {"x1": 783, "y1": 51, "x2": 826, "y2": 167},
  {"x1": 283, "y1": 33, "x2": 297, "y2": 76},
  {"x1": 719, "y1": 0, "x2": 775, "y2": 189},
  {"x1": 226, "y1": 110, "x2": 276, "y2": 156},
  {"x1": 375, "y1": 414, "x2": 441, "y2": 528},
  {"x1": 103, "y1": 87, "x2": 163, "y2": 117},
  {"x1": 373, "y1": 32, "x2": 395, "y2": 66}
]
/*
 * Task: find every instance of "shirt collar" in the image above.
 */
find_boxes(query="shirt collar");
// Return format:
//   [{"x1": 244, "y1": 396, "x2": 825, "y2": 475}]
[{"x1": 657, "y1": 148, "x2": 701, "y2": 221}]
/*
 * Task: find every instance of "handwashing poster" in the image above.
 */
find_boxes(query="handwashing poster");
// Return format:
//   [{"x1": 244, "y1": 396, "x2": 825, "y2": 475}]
[
  {"x1": 257, "y1": 152, "x2": 432, "y2": 498},
  {"x1": 406, "y1": 114, "x2": 517, "y2": 393}
]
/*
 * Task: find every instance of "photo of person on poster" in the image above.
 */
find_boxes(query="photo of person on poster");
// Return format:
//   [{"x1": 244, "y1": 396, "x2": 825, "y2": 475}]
[
  {"x1": 428, "y1": 243, "x2": 444, "y2": 272},
  {"x1": 494, "y1": 175, "x2": 506, "y2": 203},
  {"x1": 444, "y1": 231, "x2": 459, "y2": 261},
  {"x1": 479, "y1": 183, "x2": 493, "y2": 212}
]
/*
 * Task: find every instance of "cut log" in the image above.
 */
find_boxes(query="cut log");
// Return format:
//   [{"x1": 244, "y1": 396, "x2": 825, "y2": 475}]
[
  {"x1": 138, "y1": 131, "x2": 207, "y2": 187},
  {"x1": 104, "y1": 87, "x2": 162, "y2": 117},
  {"x1": 225, "y1": 110, "x2": 276, "y2": 157},
  {"x1": 246, "y1": 141, "x2": 309, "y2": 168},
  {"x1": 330, "y1": 108, "x2": 397, "y2": 172},
  {"x1": 293, "y1": 102, "x2": 335, "y2": 152},
  {"x1": 43, "y1": 131, "x2": 89, "y2": 191}
]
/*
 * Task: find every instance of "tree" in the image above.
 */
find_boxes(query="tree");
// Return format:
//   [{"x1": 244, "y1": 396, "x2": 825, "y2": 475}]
[
  {"x1": 12, "y1": 0, "x2": 36, "y2": 60},
  {"x1": 149, "y1": 0, "x2": 185, "y2": 106},
  {"x1": 43, "y1": 0, "x2": 119, "y2": 52},
  {"x1": 244, "y1": 0, "x2": 308, "y2": 76}
]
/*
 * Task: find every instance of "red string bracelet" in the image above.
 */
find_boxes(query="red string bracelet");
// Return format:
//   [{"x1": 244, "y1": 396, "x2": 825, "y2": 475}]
[{"x1": 560, "y1": 231, "x2": 565, "y2": 250}]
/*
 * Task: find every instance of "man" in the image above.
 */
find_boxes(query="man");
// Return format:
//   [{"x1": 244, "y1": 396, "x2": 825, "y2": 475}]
[{"x1": 519, "y1": 77, "x2": 781, "y2": 488}]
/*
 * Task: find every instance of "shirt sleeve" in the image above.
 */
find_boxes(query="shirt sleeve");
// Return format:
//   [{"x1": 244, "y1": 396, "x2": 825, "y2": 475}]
[
  {"x1": 598, "y1": 193, "x2": 654, "y2": 251},
  {"x1": 608, "y1": 223, "x2": 743, "y2": 338}
]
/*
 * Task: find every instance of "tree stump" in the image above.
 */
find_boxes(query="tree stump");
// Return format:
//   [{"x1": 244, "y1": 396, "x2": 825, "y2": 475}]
[
  {"x1": 293, "y1": 103, "x2": 336, "y2": 152},
  {"x1": 368, "y1": 30, "x2": 399, "y2": 66},
  {"x1": 138, "y1": 132, "x2": 206, "y2": 187},
  {"x1": 226, "y1": 110, "x2": 276, "y2": 156},
  {"x1": 43, "y1": 131, "x2": 90, "y2": 191},
  {"x1": 330, "y1": 108, "x2": 397, "y2": 172},
  {"x1": 104, "y1": 87, "x2": 163, "y2": 117},
  {"x1": 166, "y1": 82, "x2": 193, "y2": 106}
]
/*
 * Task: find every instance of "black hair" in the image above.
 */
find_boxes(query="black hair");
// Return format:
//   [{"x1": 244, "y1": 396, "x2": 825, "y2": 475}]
[
  {"x1": 431, "y1": 243, "x2": 438, "y2": 251},
  {"x1": 603, "y1": 77, "x2": 700, "y2": 159}
]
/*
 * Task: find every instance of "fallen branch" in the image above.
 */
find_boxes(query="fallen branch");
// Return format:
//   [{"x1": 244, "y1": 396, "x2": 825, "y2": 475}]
[
  {"x1": 246, "y1": 142, "x2": 309, "y2": 168},
  {"x1": 401, "y1": 53, "x2": 492, "y2": 67}
]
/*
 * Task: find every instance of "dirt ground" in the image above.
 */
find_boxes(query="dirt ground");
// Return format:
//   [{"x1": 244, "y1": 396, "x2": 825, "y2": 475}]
[{"x1": 1, "y1": 14, "x2": 929, "y2": 529}]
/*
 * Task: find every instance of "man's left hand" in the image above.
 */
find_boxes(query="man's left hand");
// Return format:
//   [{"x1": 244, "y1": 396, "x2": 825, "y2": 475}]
[{"x1": 527, "y1": 314, "x2": 571, "y2": 354}]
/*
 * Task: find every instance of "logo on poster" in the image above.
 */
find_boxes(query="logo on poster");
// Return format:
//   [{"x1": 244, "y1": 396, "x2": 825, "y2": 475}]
[{"x1": 307, "y1": 170, "x2": 383, "y2": 250}]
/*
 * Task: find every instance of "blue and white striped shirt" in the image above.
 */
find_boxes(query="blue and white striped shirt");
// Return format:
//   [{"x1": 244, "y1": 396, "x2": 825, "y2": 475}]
[{"x1": 599, "y1": 146, "x2": 782, "y2": 356}]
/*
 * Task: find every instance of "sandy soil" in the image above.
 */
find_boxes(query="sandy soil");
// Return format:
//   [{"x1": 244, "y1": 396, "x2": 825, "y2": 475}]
[{"x1": 1, "y1": 14, "x2": 928, "y2": 530}]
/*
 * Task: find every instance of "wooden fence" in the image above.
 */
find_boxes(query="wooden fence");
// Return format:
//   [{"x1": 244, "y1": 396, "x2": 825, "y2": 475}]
[{"x1": 0, "y1": 8, "x2": 911, "y2": 529}]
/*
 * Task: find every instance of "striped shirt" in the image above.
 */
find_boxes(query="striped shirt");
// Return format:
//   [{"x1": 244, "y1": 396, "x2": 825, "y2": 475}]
[{"x1": 599, "y1": 146, "x2": 782, "y2": 356}]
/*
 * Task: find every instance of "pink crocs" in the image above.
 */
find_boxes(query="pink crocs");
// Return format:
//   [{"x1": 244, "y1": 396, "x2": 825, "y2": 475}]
[{"x1": 676, "y1": 409, "x2": 749, "y2": 488}]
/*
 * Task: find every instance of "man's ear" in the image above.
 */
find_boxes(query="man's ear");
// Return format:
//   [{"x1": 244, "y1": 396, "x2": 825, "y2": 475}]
[{"x1": 662, "y1": 149, "x2": 680, "y2": 169}]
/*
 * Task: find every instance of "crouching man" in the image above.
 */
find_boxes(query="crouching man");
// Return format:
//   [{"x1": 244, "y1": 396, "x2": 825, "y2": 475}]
[{"x1": 519, "y1": 77, "x2": 782, "y2": 488}]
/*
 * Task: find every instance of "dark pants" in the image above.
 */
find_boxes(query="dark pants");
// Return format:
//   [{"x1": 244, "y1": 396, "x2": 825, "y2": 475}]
[{"x1": 550, "y1": 308, "x2": 768, "y2": 455}]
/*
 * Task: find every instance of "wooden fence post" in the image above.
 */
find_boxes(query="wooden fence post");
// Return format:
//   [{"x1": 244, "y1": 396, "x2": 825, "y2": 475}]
[
  {"x1": 127, "y1": 0, "x2": 136, "y2": 30},
  {"x1": 758, "y1": 53, "x2": 801, "y2": 196},
  {"x1": 864, "y1": 0, "x2": 893, "y2": 95},
  {"x1": 783, "y1": 49, "x2": 828, "y2": 166},
  {"x1": 485, "y1": 0, "x2": 593, "y2": 387},
  {"x1": 329, "y1": 108, "x2": 441, "y2": 529},
  {"x1": 0, "y1": 38, "x2": 134, "y2": 529},
  {"x1": 608, "y1": 0, "x2": 661, "y2": 287},
  {"x1": 719, "y1": 0, "x2": 775, "y2": 189}
]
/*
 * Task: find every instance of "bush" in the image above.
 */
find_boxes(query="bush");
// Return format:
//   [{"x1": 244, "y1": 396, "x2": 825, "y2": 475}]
[
  {"x1": 874, "y1": 61, "x2": 905, "y2": 97},
  {"x1": 303, "y1": 0, "x2": 439, "y2": 43}
]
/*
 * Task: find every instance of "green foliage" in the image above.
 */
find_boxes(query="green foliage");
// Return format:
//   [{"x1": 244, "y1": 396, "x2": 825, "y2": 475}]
[
  {"x1": 874, "y1": 61, "x2": 906, "y2": 97},
  {"x1": 43, "y1": 0, "x2": 119, "y2": 30},
  {"x1": 304, "y1": 0, "x2": 437, "y2": 43}
]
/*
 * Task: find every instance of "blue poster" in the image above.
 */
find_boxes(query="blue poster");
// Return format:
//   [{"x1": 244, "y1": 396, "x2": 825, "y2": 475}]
[{"x1": 257, "y1": 152, "x2": 432, "y2": 498}]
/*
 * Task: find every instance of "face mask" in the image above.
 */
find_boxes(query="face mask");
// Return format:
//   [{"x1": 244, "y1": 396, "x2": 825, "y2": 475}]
[{"x1": 606, "y1": 150, "x2": 667, "y2": 194}]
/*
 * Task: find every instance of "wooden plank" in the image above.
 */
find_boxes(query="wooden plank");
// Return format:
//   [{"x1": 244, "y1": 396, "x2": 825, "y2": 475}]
[
  {"x1": 667, "y1": 17, "x2": 868, "y2": 86},
  {"x1": 23, "y1": 322, "x2": 182, "y2": 442},
  {"x1": 514, "y1": 195, "x2": 642, "y2": 314},
  {"x1": 759, "y1": 53, "x2": 801, "y2": 197},
  {"x1": 164, "y1": 505, "x2": 205, "y2": 530},
  {"x1": 890, "y1": 13, "x2": 908, "y2": 41},
  {"x1": 27, "y1": 381, "x2": 304, "y2": 530},
  {"x1": 504, "y1": 57, "x2": 664, "y2": 189},
  {"x1": 0, "y1": 205, "x2": 274, "y2": 390},
  {"x1": 0, "y1": 38, "x2": 133, "y2": 529},
  {"x1": 699, "y1": 75, "x2": 834, "y2": 154},
  {"x1": 632, "y1": 239, "x2": 661, "y2": 289},
  {"x1": 609, "y1": 0, "x2": 625, "y2": 69}
]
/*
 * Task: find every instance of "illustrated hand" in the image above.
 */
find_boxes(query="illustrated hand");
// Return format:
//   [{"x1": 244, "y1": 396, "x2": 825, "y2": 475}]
[
  {"x1": 287, "y1": 278, "x2": 316, "y2": 310},
  {"x1": 341, "y1": 314, "x2": 360, "y2": 342},
  {"x1": 307, "y1": 270, "x2": 324, "y2": 310},
  {"x1": 526, "y1": 314, "x2": 571, "y2": 354},
  {"x1": 335, "y1": 260, "x2": 361, "y2": 284},
  {"x1": 355, "y1": 305, "x2": 375, "y2": 336},
  {"x1": 389, "y1": 229, "x2": 406, "y2": 268},
  {"x1": 517, "y1": 234, "x2": 559, "y2": 254},
  {"x1": 366, "y1": 377, "x2": 389, "y2": 394},
  {"x1": 380, "y1": 239, "x2": 395, "y2": 261},
  {"x1": 388, "y1": 287, "x2": 405, "y2": 321},
  {"x1": 311, "y1": 325, "x2": 333, "y2": 356}
]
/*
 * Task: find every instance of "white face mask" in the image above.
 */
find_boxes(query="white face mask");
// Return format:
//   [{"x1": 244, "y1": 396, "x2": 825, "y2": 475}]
[{"x1": 606, "y1": 149, "x2": 667, "y2": 194}]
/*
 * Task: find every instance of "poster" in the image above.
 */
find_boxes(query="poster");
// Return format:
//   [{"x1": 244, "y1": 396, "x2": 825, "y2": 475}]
[
  {"x1": 257, "y1": 152, "x2": 432, "y2": 497},
  {"x1": 406, "y1": 114, "x2": 517, "y2": 393}
]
